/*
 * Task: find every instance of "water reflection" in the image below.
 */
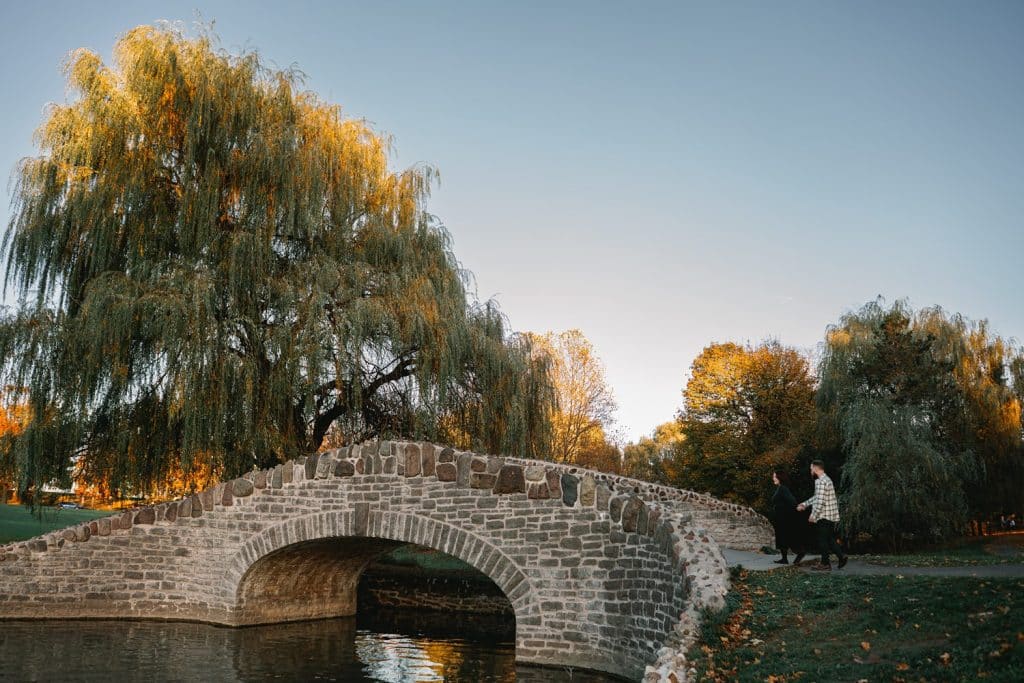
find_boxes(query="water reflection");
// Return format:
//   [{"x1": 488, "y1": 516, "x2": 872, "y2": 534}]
[{"x1": 0, "y1": 611, "x2": 620, "y2": 682}]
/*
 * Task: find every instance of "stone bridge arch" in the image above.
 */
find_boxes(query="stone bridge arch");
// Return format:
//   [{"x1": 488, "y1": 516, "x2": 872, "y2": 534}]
[
  {"x1": 227, "y1": 509, "x2": 535, "y2": 626},
  {"x1": 0, "y1": 440, "x2": 773, "y2": 681}
]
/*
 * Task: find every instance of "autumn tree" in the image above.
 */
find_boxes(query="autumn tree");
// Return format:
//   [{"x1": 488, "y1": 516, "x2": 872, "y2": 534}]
[
  {"x1": 622, "y1": 421, "x2": 684, "y2": 485},
  {"x1": 675, "y1": 341, "x2": 816, "y2": 510},
  {"x1": 526, "y1": 329, "x2": 618, "y2": 466},
  {"x1": 0, "y1": 25, "x2": 554, "y2": 501}
]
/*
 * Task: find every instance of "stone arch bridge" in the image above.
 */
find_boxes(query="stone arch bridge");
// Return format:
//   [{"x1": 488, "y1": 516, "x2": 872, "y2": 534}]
[{"x1": 0, "y1": 441, "x2": 771, "y2": 681}]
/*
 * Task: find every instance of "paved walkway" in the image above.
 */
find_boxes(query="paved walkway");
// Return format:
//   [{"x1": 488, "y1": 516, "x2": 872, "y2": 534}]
[{"x1": 723, "y1": 548, "x2": 1024, "y2": 578}]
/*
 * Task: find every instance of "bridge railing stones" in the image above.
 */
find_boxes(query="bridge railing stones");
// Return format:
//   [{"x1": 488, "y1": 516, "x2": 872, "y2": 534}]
[{"x1": 0, "y1": 440, "x2": 772, "y2": 682}]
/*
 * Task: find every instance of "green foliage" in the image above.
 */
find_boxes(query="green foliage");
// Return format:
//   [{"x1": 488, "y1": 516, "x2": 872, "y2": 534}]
[
  {"x1": 621, "y1": 421, "x2": 683, "y2": 484},
  {"x1": 819, "y1": 299, "x2": 1023, "y2": 548},
  {"x1": 0, "y1": 503, "x2": 110, "y2": 543},
  {"x1": 0, "y1": 25, "x2": 554, "y2": 498}
]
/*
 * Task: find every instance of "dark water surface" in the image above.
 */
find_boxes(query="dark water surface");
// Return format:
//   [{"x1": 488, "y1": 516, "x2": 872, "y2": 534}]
[{"x1": 0, "y1": 610, "x2": 623, "y2": 682}]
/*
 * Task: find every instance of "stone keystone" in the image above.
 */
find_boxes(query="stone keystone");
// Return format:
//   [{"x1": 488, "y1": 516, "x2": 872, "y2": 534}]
[{"x1": 493, "y1": 465, "x2": 526, "y2": 494}]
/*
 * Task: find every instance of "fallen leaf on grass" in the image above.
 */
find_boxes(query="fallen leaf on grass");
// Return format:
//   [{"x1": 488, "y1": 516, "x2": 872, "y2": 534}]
[
  {"x1": 860, "y1": 641, "x2": 871, "y2": 651},
  {"x1": 895, "y1": 663, "x2": 910, "y2": 671},
  {"x1": 939, "y1": 652, "x2": 952, "y2": 666}
]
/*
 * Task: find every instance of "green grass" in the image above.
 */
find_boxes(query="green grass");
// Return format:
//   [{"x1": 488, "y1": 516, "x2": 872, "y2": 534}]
[
  {"x1": 689, "y1": 569, "x2": 1024, "y2": 682},
  {"x1": 0, "y1": 503, "x2": 111, "y2": 543},
  {"x1": 858, "y1": 537, "x2": 1024, "y2": 567}
]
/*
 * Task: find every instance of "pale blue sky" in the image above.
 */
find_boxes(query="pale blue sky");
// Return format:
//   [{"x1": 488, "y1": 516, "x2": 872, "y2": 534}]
[{"x1": 1, "y1": 1, "x2": 1022, "y2": 440}]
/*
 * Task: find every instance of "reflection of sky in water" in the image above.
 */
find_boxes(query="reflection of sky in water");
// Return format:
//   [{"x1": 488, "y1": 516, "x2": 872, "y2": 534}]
[{"x1": 356, "y1": 632, "x2": 444, "y2": 682}]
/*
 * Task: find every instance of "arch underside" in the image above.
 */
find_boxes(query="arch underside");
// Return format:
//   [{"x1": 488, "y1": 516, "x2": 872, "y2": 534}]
[{"x1": 230, "y1": 510, "x2": 534, "y2": 627}]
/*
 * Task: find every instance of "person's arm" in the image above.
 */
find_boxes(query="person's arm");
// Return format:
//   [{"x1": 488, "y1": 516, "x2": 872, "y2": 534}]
[{"x1": 799, "y1": 478, "x2": 820, "y2": 510}]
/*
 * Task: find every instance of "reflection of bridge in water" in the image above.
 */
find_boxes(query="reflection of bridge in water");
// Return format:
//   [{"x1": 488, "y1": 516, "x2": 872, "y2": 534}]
[{"x1": 0, "y1": 440, "x2": 771, "y2": 680}]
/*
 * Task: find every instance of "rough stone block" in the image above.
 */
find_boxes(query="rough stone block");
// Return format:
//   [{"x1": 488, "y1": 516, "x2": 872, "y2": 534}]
[
  {"x1": 304, "y1": 453, "x2": 320, "y2": 480},
  {"x1": 334, "y1": 460, "x2": 355, "y2": 477},
  {"x1": 596, "y1": 484, "x2": 611, "y2": 511},
  {"x1": 494, "y1": 465, "x2": 526, "y2": 494},
  {"x1": 456, "y1": 453, "x2": 473, "y2": 487},
  {"x1": 254, "y1": 471, "x2": 267, "y2": 489},
  {"x1": 190, "y1": 495, "x2": 203, "y2": 518},
  {"x1": 438, "y1": 447, "x2": 455, "y2": 463},
  {"x1": 164, "y1": 503, "x2": 177, "y2": 523},
  {"x1": 470, "y1": 473, "x2": 497, "y2": 489},
  {"x1": 527, "y1": 482, "x2": 550, "y2": 499},
  {"x1": 134, "y1": 508, "x2": 155, "y2": 525},
  {"x1": 485, "y1": 457, "x2": 505, "y2": 474},
  {"x1": 232, "y1": 478, "x2": 254, "y2": 498},
  {"x1": 382, "y1": 456, "x2": 396, "y2": 474},
  {"x1": 404, "y1": 444, "x2": 422, "y2": 477},
  {"x1": 420, "y1": 445, "x2": 436, "y2": 477},
  {"x1": 436, "y1": 463, "x2": 457, "y2": 482},
  {"x1": 281, "y1": 463, "x2": 293, "y2": 484},
  {"x1": 622, "y1": 497, "x2": 643, "y2": 532},
  {"x1": 524, "y1": 465, "x2": 545, "y2": 481},
  {"x1": 609, "y1": 496, "x2": 624, "y2": 523},
  {"x1": 580, "y1": 475, "x2": 596, "y2": 506},
  {"x1": 470, "y1": 457, "x2": 487, "y2": 472},
  {"x1": 561, "y1": 474, "x2": 579, "y2": 507},
  {"x1": 221, "y1": 485, "x2": 233, "y2": 507},
  {"x1": 546, "y1": 470, "x2": 562, "y2": 499},
  {"x1": 177, "y1": 497, "x2": 192, "y2": 519}
]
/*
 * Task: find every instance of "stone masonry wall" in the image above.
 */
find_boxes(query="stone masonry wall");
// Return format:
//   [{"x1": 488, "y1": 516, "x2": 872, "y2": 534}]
[{"x1": 0, "y1": 441, "x2": 772, "y2": 681}]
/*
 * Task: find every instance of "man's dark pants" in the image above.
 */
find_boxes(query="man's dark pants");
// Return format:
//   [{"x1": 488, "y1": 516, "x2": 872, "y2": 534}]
[{"x1": 815, "y1": 519, "x2": 845, "y2": 565}]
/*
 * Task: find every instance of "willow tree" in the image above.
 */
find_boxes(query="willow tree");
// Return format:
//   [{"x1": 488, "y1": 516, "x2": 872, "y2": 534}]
[{"x1": 0, "y1": 25, "x2": 553, "y2": 499}]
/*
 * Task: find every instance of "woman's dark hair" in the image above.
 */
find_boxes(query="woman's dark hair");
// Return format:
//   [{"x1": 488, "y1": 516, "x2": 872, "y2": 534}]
[{"x1": 773, "y1": 469, "x2": 790, "y2": 486}]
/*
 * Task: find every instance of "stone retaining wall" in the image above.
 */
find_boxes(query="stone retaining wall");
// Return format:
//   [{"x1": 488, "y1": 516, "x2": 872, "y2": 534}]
[{"x1": 0, "y1": 440, "x2": 772, "y2": 681}]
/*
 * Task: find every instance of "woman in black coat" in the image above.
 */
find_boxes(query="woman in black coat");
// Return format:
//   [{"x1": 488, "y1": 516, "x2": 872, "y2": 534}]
[{"x1": 770, "y1": 469, "x2": 805, "y2": 565}]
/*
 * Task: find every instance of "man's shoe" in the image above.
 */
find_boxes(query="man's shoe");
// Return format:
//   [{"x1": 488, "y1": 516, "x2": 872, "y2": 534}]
[
  {"x1": 810, "y1": 563, "x2": 832, "y2": 571},
  {"x1": 838, "y1": 555, "x2": 848, "y2": 569},
  {"x1": 793, "y1": 553, "x2": 805, "y2": 564},
  {"x1": 773, "y1": 558, "x2": 789, "y2": 564}
]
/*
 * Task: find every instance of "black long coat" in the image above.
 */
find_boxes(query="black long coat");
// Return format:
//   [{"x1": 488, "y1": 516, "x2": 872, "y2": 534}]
[{"x1": 771, "y1": 484, "x2": 800, "y2": 550}]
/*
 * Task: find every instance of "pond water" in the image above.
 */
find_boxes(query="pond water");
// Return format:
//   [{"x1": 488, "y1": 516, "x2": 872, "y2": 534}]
[{"x1": 0, "y1": 610, "x2": 623, "y2": 682}]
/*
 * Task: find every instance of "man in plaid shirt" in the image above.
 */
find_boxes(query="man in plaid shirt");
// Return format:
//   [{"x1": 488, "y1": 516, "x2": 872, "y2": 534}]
[{"x1": 797, "y1": 460, "x2": 847, "y2": 570}]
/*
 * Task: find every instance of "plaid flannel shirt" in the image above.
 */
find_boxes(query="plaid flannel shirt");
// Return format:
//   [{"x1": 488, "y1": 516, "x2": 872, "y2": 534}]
[{"x1": 802, "y1": 473, "x2": 840, "y2": 523}]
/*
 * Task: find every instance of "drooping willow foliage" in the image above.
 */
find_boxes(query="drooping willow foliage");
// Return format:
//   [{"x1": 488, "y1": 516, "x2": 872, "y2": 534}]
[
  {"x1": 0, "y1": 25, "x2": 555, "y2": 498},
  {"x1": 818, "y1": 299, "x2": 1023, "y2": 548}
]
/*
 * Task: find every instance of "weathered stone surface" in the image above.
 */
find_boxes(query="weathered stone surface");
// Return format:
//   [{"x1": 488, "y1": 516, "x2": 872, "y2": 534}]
[
  {"x1": 609, "y1": 496, "x2": 624, "y2": 523},
  {"x1": 470, "y1": 472, "x2": 497, "y2": 489},
  {"x1": 232, "y1": 478, "x2": 254, "y2": 498},
  {"x1": 580, "y1": 475, "x2": 596, "y2": 506},
  {"x1": 456, "y1": 452, "x2": 473, "y2": 487},
  {"x1": 420, "y1": 445, "x2": 436, "y2": 477},
  {"x1": 304, "y1": 453, "x2": 320, "y2": 480},
  {"x1": 545, "y1": 470, "x2": 562, "y2": 499},
  {"x1": 404, "y1": 444, "x2": 421, "y2": 477},
  {"x1": 524, "y1": 465, "x2": 546, "y2": 481},
  {"x1": 134, "y1": 508, "x2": 155, "y2": 525},
  {"x1": 281, "y1": 463, "x2": 293, "y2": 484},
  {"x1": 621, "y1": 497, "x2": 643, "y2": 533},
  {"x1": 0, "y1": 438, "x2": 768, "y2": 683},
  {"x1": 435, "y1": 462, "x2": 457, "y2": 482},
  {"x1": 493, "y1": 465, "x2": 526, "y2": 494},
  {"x1": 561, "y1": 474, "x2": 579, "y2": 506},
  {"x1": 527, "y1": 482, "x2": 550, "y2": 499}
]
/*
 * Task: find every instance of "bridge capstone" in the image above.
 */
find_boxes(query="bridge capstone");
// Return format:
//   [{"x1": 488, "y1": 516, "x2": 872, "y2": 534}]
[{"x1": 0, "y1": 441, "x2": 772, "y2": 681}]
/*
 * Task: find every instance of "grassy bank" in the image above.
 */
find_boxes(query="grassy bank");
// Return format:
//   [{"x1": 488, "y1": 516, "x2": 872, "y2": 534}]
[
  {"x1": 0, "y1": 504, "x2": 111, "y2": 543},
  {"x1": 857, "y1": 535, "x2": 1024, "y2": 567},
  {"x1": 690, "y1": 569, "x2": 1024, "y2": 682}
]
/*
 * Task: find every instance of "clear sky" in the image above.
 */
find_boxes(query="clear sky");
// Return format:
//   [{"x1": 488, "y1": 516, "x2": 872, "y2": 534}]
[{"x1": 1, "y1": 1, "x2": 1022, "y2": 441}]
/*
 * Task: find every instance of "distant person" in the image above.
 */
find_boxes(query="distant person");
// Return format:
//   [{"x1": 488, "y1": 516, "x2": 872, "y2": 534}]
[
  {"x1": 770, "y1": 469, "x2": 804, "y2": 565},
  {"x1": 797, "y1": 460, "x2": 848, "y2": 571}
]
